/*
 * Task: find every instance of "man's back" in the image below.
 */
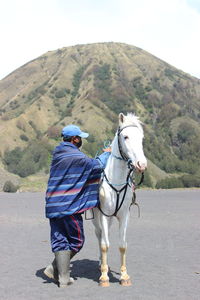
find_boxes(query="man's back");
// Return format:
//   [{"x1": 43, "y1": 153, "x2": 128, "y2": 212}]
[{"x1": 45, "y1": 142, "x2": 102, "y2": 218}]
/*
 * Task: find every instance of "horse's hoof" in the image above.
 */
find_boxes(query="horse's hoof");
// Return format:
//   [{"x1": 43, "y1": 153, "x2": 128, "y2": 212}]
[
  {"x1": 99, "y1": 280, "x2": 110, "y2": 287},
  {"x1": 120, "y1": 278, "x2": 132, "y2": 286}
]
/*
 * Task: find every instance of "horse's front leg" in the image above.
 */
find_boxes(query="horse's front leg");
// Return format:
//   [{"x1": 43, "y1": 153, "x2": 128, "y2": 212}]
[
  {"x1": 99, "y1": 216, "x2": 110, "y2": 287},
  {"x1": 119, "y1": 213, "x2": 132, "y2": 286}
]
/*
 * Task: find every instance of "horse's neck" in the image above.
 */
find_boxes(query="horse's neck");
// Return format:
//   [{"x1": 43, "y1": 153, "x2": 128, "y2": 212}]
[{"x1": 105, "y1": 136, "x2": 128, "y2": 184}]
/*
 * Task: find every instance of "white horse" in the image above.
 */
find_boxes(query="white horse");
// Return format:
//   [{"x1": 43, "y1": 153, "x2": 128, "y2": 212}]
[{"x1": 93, "y1": 113, "x2": 147, "y2": 287}]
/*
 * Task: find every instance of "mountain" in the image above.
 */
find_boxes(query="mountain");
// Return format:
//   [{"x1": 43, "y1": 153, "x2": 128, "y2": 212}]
[{"x1": 0, "y1": 42, "x2": 200, "y2": 190}]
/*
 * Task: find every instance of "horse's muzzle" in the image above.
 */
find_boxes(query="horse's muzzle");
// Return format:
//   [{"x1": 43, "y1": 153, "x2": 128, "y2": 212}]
[{"x1": 136, "y1": 161, "x2": 147, "y2": 173}]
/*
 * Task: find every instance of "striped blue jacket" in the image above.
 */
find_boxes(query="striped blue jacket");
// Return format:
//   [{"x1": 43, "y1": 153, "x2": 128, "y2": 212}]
[{"x1": 45, "y1": 142, "x2": 104, "y2": 218}]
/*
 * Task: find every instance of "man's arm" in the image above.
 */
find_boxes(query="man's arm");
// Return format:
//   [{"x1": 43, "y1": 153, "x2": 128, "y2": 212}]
[{"x1": 96, "y1": 148, "x2": 111, "y2": 169}]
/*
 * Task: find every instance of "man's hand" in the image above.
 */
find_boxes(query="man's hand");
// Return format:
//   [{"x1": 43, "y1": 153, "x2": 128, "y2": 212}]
[{"x1": 103, "y1": 147, "x2": 111, "y2": 152}]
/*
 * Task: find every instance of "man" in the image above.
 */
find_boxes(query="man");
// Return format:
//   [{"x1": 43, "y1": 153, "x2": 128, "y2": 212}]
[{"x1": 44, "y1": 124, "x2": 110, "y2": 288}]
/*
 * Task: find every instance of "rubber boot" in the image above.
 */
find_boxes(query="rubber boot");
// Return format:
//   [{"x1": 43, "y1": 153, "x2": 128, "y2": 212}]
[
  {"x1": 44, "y1": 251, "x2": 76, "y2": 282},
  {"x1": 44, "y1": 258, "x2": 58, "y2": 281},
  {"x1": 55, "y1": 250, "x2": 73, "y2": 288},
  {"x1": 70, "y1": 250, "x2": 76, "y2": 260}
]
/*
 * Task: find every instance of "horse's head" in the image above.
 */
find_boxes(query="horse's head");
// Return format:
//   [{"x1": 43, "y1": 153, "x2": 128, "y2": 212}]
[{"x1": 117, "y1": 113, "x2": 147, "y2": 172}]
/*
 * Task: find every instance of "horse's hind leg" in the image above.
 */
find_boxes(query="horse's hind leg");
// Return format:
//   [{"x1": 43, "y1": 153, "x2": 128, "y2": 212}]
[
  {"x1": 119, "y1": 215, "x2": 132, "y2": 286},
  {"x1": 99, "y1": 216, "x2": 110, "y2": 287},
  {"x1": 94, "y1": 227, "x2": 102, "y2": 267}
]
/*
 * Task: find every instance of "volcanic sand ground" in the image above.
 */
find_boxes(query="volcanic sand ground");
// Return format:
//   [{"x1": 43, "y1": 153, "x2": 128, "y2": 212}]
[{"x1": 0, "y1": 189, "x2": 199, "y2": 300}]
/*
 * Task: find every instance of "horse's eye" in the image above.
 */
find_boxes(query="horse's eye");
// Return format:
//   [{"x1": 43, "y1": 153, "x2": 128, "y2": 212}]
[{"x1": 124, "y1": 136, "x2": 129, "y2": 140}]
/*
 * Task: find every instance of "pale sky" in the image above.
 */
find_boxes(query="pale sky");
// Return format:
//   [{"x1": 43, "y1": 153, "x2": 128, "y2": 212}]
[{"x1": 0, "y1": 0, "x2": 200, "y2": 80}]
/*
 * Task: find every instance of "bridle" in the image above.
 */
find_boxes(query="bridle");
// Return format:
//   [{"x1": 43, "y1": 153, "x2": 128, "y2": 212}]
[
  {"x1": 98, "y1": 124, "x2": 144, "y2": 217},
  {"x1": 117, "y1": 125, "x2": 137, "y2": 162}
]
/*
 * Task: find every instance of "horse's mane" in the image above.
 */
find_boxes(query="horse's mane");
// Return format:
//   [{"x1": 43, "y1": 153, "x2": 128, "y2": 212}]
[{"x1": 122, "y1": 113, "x2": 144, "y2": 134}]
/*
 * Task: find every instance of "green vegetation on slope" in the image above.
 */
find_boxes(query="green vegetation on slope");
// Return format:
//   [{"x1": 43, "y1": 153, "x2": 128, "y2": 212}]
[{"x1": 4, "y1": 139, "x2": 53, "y2": 177}]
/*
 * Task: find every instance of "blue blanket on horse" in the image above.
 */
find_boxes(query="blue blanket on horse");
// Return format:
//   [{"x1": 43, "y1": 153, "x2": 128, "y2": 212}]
[{"x1": 45, "y1": 142, "x2": 105, "y2": 218}]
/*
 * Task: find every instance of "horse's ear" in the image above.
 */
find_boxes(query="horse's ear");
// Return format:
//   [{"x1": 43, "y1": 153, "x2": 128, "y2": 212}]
[{"x1": 119, "y1": 113, "x2": 125, "y2": 123}]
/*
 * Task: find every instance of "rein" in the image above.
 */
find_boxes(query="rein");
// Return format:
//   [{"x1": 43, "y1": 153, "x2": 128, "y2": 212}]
[{"x1": 98, "y1": 124, "x2": 144, "y2": 217}]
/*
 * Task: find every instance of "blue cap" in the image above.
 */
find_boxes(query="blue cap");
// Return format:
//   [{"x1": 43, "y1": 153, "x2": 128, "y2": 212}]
[{"x1": 61, "y1": 125, "x2": 89, "y2": 138}]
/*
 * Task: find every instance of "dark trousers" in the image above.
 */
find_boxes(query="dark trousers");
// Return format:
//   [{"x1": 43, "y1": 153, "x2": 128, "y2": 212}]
[{"x1": 50, "y1": 213, "x2": 85, "y2": 253}]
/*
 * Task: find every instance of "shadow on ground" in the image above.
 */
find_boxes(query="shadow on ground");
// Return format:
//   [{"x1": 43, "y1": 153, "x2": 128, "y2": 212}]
[{"x1": 36, "y1": 259, "x2": 119, "y2": 285}]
